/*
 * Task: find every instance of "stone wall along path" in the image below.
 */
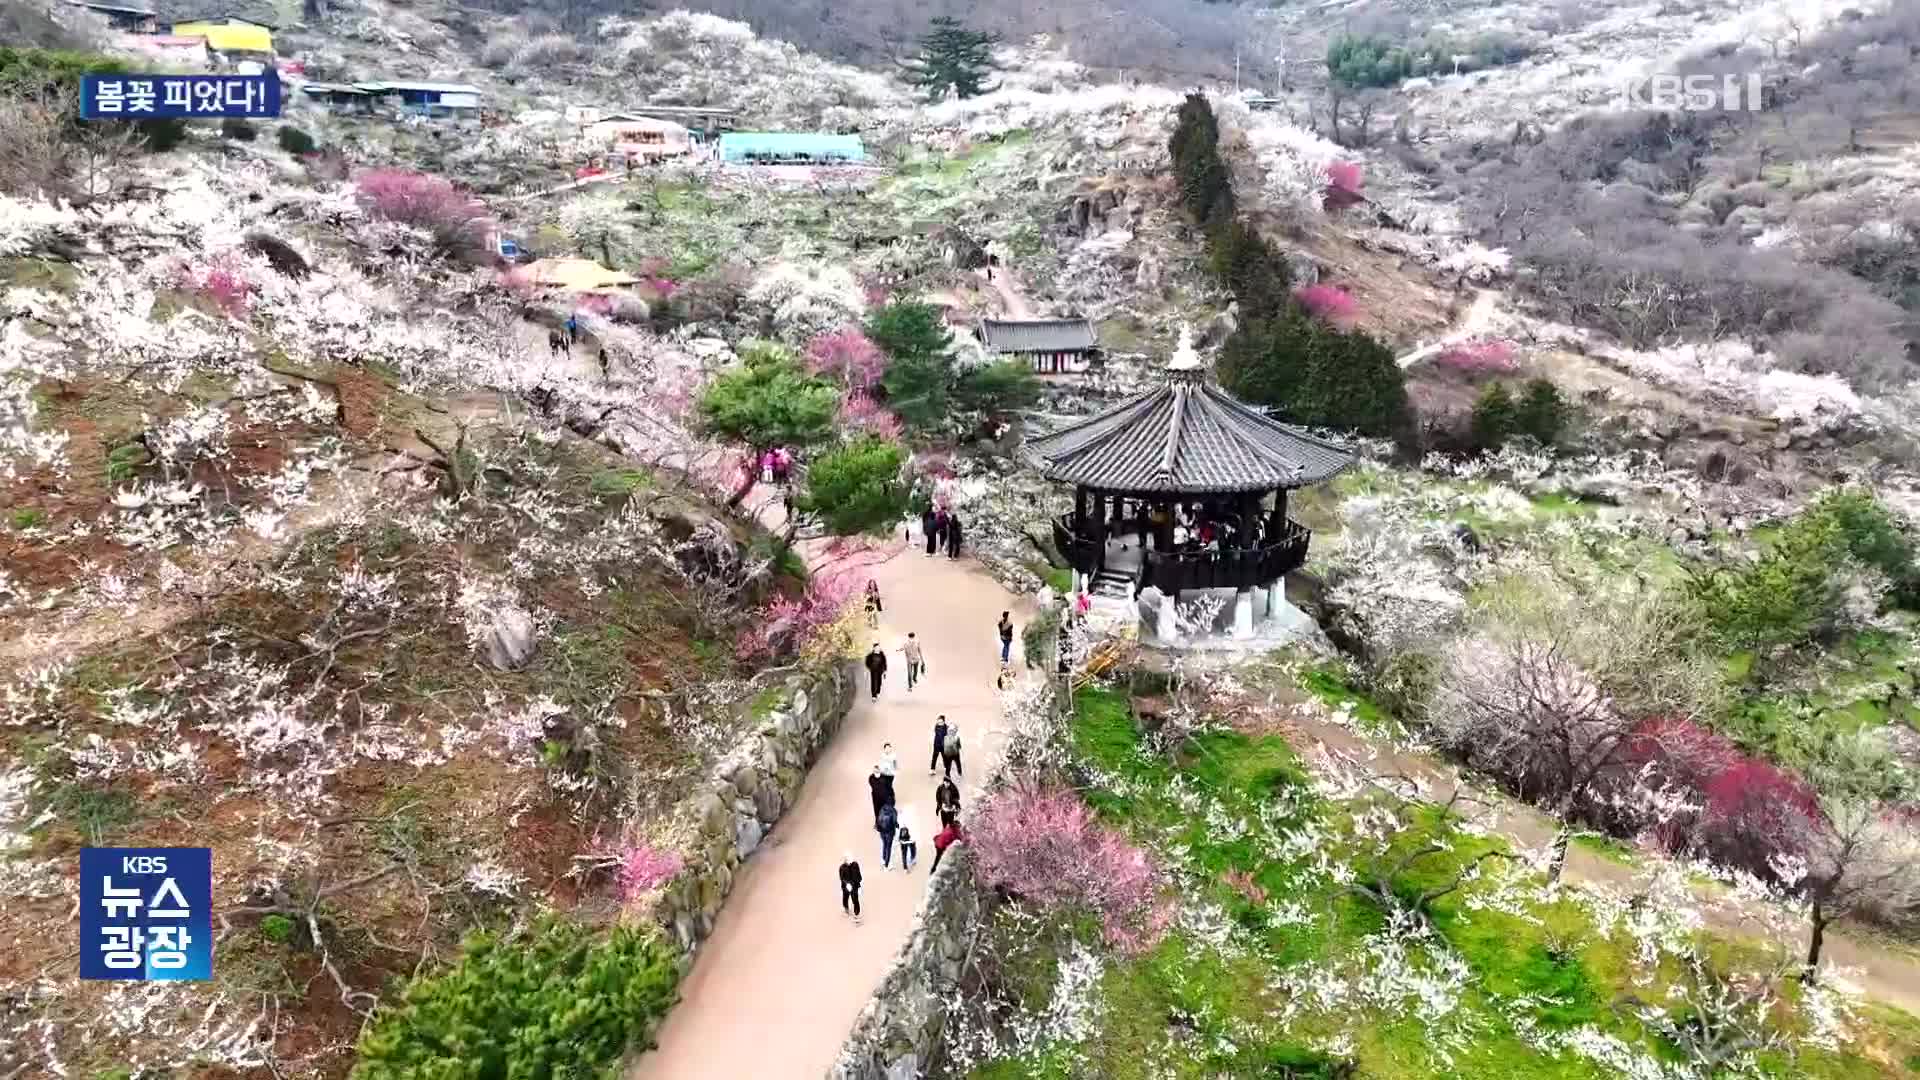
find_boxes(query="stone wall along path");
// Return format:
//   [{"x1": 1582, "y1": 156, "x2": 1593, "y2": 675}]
[{"x1": 628, "y1": 522, "x2": 1034, "y2": 1080}]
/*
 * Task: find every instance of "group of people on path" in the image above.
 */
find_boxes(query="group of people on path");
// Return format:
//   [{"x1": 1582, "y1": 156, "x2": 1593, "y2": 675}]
[
  {"x1": 840, "y1": 573, "x2": 992, "y2": 926},
  {"x1": 843, "y1": 730, "x2": 965, "y2": 924},
  {"x1": 918, "y1": 507, "x2": 965, "y2": 559}
]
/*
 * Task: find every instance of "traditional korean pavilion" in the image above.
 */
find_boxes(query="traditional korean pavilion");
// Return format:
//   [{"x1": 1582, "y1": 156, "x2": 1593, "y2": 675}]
[{"x1": 1026, "y1": 326, "x2": 1354, "y2": 640}]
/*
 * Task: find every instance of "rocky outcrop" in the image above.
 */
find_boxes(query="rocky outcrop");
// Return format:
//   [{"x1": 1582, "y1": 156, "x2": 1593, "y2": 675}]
[
  {"x1": 656, "y1": 663, "x2": 857, "y2": 953},
  {"x1": 828, "y1": 846, "x2": 989, "y2": 1080}
]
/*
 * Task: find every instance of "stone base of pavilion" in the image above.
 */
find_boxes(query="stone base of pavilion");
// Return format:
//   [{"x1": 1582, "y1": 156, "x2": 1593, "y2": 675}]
[{"x1": 1134, "y1": 584, "x2": 1322, "y2": 651}]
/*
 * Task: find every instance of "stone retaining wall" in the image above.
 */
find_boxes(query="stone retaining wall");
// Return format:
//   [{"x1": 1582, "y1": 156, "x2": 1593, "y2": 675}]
[
  {"x1": 656, "y1": 662, "x2": 857, "y2": 954},
  {"x1": 828, "y1": 846, "x2": 989, "y2": 1080}
]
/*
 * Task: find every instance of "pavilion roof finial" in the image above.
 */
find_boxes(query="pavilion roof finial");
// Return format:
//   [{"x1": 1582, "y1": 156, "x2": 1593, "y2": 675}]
[{"x1": 1167, "y1": 322, "x2": 1200, "y2": 373}]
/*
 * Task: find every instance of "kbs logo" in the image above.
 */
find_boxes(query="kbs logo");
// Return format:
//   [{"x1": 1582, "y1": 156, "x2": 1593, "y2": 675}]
[
  {"x1": 1621, "y1": 73, "x2": 1765, "y2": 113},
  {"x1": 80, "y1": 847, "x2": 213, "y2": 981}
]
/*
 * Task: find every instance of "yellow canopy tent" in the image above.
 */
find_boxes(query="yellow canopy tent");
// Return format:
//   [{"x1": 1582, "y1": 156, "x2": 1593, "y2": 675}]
[
  {"x1": 523, "y1": 258, "x2": 640, "y2": 292},
  {"x1": 172, "y1": 22, "x2": 273, "y2": 52}
]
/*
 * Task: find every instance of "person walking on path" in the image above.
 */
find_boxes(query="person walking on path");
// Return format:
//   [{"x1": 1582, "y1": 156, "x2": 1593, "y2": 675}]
[
  {"x1": 864, "y1": 642, "x2": 887, "y2": 700},
  {"x1": 867, "y1": 765, "x2": 894, "y2": 818},
  {"x1": 904, "y1": 633, "x2": 926, "y2": 691},
  {"x1": 940, "y1": 722, "x2": 963, "y2": 780},
  {"x1": 936, "y1": 775, "x2": 960, "y2": 828},
  {"x1": 875, "y1": 801, "x2": 899, "y2": 868},
  {"x1": 931, "y1": 820, "x2": 963, "y2": 873},
  {"x1": 921, "y1": 508, "x2": 938, "y2": 556},
  {"x1": 997, "y1": 611, "x2": 1015, "y2": 665},
  {"x1": 838, "y1": 853, "x2": 863, "y2": 924},
  {"x1": 947, "y1": 514, "x2": 965, "y2": 559},
  {"x1": 878, "y1": 742, "x2": 899, "y2": 779},
  {"x1": 929, "y1": 714, "x2": 948, "y2": 775},
  {"x1": 865, "y1": 580, "x2": 882, "y2": 628},
  {"x1": 897, "y1": 808, "x2": 919, "y2": 871}
]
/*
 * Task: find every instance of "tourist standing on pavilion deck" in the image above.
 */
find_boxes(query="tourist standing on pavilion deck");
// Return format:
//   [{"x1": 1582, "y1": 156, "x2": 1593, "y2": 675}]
[
  {"x1": 839, "y1": 852, "x2": 863, "y2": 924},
  {"x1": 864, "y1": 641, "x2": 887, "y2": 699}
]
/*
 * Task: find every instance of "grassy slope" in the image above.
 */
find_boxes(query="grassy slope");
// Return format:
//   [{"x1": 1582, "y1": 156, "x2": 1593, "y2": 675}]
[{"x1": 961, "y1": 686, "x2": 1920, "y2": 1079}]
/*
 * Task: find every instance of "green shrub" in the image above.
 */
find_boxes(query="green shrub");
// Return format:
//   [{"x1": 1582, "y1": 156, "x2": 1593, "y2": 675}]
[
  {"x1": 1023, "y1": 603, "x2": 1062, "y2": 669},
  {"x1": 9, "y1": 507, "x2": 46, "y2": 529},
  {"x1": 1326, "y1": 34, "x2": 1414, "y2": 88},
  {"x1": 1469, "y1": 378, "x2": 1566, "y2": 449},
  {"x1": 1691, "y1": 488, "x2": 1916, "y2": 653},
  {"x1": 1469, "y1": 382, "x2": 1516, "y2": 449},
  {"x1": 277, "y1": 126, "x2": 317, "y2": 155},
  {"x1": 1218, "y1": 313, "x2": 1410, "y2": 438},
  {"x1": 259, "y1": 913, "x2": 295, "y2": 943},
  {"x1": 352, "y1": 918, "x2": 678, "y2": 1080},
  {"x1": 220, "y1": 117, "x2": 258, "y2": 141},
  {"x1": 1513, "y1": 378, "x2": 1567, "y2": 444}
]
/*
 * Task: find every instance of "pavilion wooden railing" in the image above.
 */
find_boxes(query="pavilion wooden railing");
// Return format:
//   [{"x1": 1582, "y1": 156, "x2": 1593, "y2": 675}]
[
  {"x1": 1140, "y1": 519, "x2": 1311, "y2": 594},
  {"x1": 1052, "y1": 515, "x2": 1311, "y2": 594},
  {"x1": 1052, "y1": 515, "x2": 1105, "y2": 575}
]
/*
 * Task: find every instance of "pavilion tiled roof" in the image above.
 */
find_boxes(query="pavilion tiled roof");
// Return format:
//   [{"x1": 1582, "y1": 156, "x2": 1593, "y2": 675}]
[
  {"x1": 979, "y1": 317, "x2": 1097, "y2": 354},
  {"x1": 1025, "y1": 368, "x2": 1354, "y2": 494}
]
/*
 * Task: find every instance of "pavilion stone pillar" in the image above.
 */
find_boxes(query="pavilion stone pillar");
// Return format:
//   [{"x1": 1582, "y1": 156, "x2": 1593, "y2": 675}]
[
  {"x1": 1156, "y1": 589, "x2": 1179, "y2": 643},
  {"x1": 1233, "y1": 588, "x2": 1255, "y2": 639}
]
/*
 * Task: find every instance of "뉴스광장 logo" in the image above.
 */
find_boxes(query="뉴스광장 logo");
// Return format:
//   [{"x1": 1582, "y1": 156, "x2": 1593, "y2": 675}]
[{"x1": 79, "y1": 847, "x2": 213, "y2": 981}]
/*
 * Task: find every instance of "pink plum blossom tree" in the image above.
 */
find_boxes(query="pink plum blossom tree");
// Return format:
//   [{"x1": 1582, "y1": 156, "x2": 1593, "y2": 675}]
[{"x1": 971, "y1": 782, "x2": 1172, "y2": 953}]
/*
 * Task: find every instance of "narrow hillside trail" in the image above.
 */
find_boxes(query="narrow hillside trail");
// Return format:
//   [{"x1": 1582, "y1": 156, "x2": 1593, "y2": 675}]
[
  {"x1": 629, "y1": 497, "x2": 1037, "y2": 1080},
  {"x1": 982, "y1": 264, "x2": 1034, "y2": 319},
  {"x1": 1274, "y1": 694, "x2": 1920, "y2": 1016},
  {"x1": 1395, "y1": 286, "x2": 1499, "y2": 370}
]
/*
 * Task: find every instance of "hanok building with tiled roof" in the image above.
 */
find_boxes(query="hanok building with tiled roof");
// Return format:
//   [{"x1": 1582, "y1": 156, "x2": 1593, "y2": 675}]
[
  {"x1": 978, "y1": 317, "x2": 1099, "y2": 376},
  {"x1": 1026, "y1": 325, "x2": 1354, "y2": 641}
]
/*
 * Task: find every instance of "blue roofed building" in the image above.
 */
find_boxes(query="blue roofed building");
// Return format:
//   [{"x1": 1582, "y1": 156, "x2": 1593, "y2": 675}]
[{"x1": 717, "y1": 132, "x2": 866, "y2": 165}]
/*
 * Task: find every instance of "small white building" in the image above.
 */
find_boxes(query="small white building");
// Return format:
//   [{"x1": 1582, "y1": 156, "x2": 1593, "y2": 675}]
[{"x1": 584, "y1": 113, "x2": 691, "y2": 161}]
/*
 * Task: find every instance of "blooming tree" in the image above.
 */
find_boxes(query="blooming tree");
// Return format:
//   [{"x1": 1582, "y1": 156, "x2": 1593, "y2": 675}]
[
  {"x1": 971, "y1": 782, "x2": 1172, "y2": 952},
  {"x1": 1293, "y1": 284, "x2": 1360, "y2": 326},
  {"x1": 354, "y1": 168, "x2": 494, "y2": 257}
]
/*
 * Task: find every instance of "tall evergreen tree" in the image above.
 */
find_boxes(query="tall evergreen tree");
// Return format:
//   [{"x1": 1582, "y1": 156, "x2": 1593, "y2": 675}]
[
  {"x1": 901, "y1": 17, "x2": 1000, "y2": 101},
  {"x1": 867, "y1": 302, "x2": 958, "y2": 433}
]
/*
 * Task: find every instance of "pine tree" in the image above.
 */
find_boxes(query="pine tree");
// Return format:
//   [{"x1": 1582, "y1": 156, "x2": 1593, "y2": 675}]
[
  {"x1": 1470, "y1": 382, "x2": 1517, "y2": 449},
  {"x1": 901, "y1": 17, "x2": 1000, "y2": 101},
  {"x1": 1513, "y1": 378, "x2": 1568, "y2": 445}
]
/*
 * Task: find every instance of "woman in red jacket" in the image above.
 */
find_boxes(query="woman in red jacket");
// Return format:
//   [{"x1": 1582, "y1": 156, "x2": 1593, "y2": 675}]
[{"x1": 931, "y1": 820, "x2": 963, "y2": 873}]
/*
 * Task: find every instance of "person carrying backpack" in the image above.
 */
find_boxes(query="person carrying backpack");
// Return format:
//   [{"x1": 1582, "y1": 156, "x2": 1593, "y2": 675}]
[
  {"x1": 876, "y1": 801, "x2": 899, "y2": 868},
  {"x1": 838, "y1": 852, "x2": 863, "y2": 924},
  {"x1": 941, "y1": 721, "x2": 963, "y2": 779}
]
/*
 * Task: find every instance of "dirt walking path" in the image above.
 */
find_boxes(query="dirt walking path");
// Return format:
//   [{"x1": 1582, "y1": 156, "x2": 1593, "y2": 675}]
[
  {"x1": 1395, "y1": 287, "x2": 1499, "y2": 370},
  {"x1": 629, "y1": 507, "x2": 1036, "y2": 1079},
  {"x1": 1276, "y1": 696, "x2": 1920, "y2": 1015}
]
